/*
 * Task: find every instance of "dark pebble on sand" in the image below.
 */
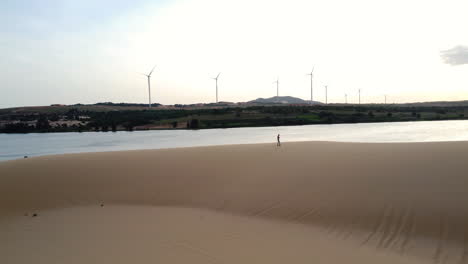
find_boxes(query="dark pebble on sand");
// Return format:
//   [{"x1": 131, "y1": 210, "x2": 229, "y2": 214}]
[{"x1": 32, "y1": 213, "x2": 38, "y2": 217}]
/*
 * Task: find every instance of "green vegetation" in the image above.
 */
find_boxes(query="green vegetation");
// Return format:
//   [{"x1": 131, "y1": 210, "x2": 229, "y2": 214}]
[{"x1": 1, "y1": 103, "x2": 467, "y2": 133}]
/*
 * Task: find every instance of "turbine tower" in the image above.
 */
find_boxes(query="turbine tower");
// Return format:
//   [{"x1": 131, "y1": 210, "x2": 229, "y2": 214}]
[
  {"x1": 142, "y1": 65, "x2": 156, "y2": 108},
  {"x1": 325, "y1": 85, "x2": 328, "y2": 104},
  {"x1": 359, "y1": 89, "x2": 361, "y2": 105},
  {"x1": 273, "y1": 77, "x2": 279, "y2": 97},
  {"x1": 345, "y1": 93, "x2": 348, "y2": 104},
  {"x1": 307, "y1": 67, "x2": 314, "y2": 104},
  {"x1": 212, "y1": 72, "x2": 221, "y2": 103}
]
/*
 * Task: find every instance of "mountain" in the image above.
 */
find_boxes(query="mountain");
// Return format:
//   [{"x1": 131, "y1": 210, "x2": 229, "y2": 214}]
[{"x1": 248, "y1": 96, "x2": 322, "y2": 105}]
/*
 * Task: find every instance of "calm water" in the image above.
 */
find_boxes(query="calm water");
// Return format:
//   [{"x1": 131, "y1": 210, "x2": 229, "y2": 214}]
[{"x1": 1, "y1": 120, "x2": 468, "y2": 161}]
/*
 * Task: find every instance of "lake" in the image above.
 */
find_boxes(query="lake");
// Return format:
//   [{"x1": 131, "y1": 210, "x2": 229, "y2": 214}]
[{"x1": 1, "y1": 120, "x2": 467, "y2": 161}]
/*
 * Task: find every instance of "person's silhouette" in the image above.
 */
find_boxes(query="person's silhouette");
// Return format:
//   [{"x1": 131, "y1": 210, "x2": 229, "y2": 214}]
[{"x1": 277, "y1": 134, "x2": 281, "y2": 146}]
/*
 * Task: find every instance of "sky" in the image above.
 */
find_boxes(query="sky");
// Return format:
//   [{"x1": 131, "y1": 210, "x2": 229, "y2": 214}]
[{"x1": 1, "y1": 0, "x2": 468, "y2": 108}]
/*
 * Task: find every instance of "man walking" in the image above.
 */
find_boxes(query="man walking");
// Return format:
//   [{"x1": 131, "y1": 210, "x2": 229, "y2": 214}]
[{"x1": 277, "y1": 134, "x2": 281, "y2": 147}]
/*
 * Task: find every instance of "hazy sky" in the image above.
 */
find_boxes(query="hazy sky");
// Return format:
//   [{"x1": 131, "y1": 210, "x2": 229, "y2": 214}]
[{"x1": 1, "y1": 0, "x2": 468, "y2": 108}]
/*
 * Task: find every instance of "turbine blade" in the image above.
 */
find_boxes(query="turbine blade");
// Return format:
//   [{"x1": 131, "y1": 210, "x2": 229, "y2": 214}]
[
  {"x1": 216, "y1": 72, "x2": 221, "y2": 79},
  {"x1": 148, "y1": 65, "x2": 157, "y2": 76}
]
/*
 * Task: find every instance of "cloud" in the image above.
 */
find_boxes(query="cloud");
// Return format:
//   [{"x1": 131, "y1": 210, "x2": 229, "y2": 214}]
[{"x1": 441, "y1": 45, "x2": 468, "y2": 65}]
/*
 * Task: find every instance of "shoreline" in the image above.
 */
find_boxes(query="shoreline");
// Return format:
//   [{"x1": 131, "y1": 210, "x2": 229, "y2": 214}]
[
  {"x1": 2, "y1": 139, "x2": 468, "y2": 163},
  {"x1": 1, "y1": 118, "x2": 467, "y2": 135},
  {"x1": 2, "y1": 118, "x2": 468, "y2": 162}
]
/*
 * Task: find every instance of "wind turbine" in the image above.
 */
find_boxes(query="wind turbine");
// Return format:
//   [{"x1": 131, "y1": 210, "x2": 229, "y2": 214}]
[
  {"x1": 307, "y1": 67, "x2": 314, "y2": 104},
  {"x1": 212, "y1": 72, "x2": 221, "y2": 103},
  {"x1": 345, "y1": 93, "x2": 348, "y2": 104},
  {"x1": 273, "y1": 77, "x2": 279, "y2": 97},
  {"x1": 142, "y1": 65, "x2": 156, "y2": 108}
]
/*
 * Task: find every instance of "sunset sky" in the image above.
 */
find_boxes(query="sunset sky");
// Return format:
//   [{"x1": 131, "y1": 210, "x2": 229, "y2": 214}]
[{"x1": 1, "y1": 0, "x2": 468, "y2": 108}]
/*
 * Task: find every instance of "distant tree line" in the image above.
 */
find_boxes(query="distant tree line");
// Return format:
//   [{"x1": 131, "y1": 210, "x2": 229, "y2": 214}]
[{"x1": 0, "y1": 104, "x2": 467, "y2": 133}]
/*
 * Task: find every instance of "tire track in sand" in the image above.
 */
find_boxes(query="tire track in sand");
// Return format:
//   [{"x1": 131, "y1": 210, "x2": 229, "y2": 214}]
[
  {"x1": 399, "y1": 207, "x2": 415, "y2": 255},
  {"x1": 361, "y1": 204, "x2": 391, "y2": 246},
  {"x1": 434, "y1": 214, "x2": 448, "y2": 264},
  {"x1": 381, "y1": 206, "x2": 410, "y2": 250}
]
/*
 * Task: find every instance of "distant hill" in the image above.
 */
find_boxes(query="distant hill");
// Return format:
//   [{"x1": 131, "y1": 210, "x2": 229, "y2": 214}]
[
  {"x1": 3, "y1": 99, "x2": 468, "y2": 114},
  {"x1": 248, "y1": 96, "x2": 322, "y2": 105},
  {"x1": 394, "y1": 100, "x2": 468, "y2": 107},
  {"x1": 96, "y1": 102, "x2": 162, "y2": 107}
]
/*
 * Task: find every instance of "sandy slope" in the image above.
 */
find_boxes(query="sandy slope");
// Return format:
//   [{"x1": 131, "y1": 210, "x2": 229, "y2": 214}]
[{"x1": 1, "y1": 142, "x2": 468, "y2": 263}]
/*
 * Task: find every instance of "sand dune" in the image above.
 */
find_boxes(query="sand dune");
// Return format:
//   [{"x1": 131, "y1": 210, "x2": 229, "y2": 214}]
[{"x1": 1, "y1": 142, "x2": 468, "y2": 263}]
